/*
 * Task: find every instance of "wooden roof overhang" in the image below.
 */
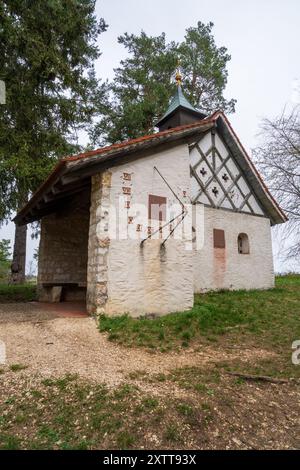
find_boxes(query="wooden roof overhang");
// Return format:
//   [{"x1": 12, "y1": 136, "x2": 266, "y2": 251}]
[
  {"x1": 14, "y1": 118, "x2": 216, "y2": 226},
  {"x1": 14, "y1": 111, "x2": 287, "y2": 227}
]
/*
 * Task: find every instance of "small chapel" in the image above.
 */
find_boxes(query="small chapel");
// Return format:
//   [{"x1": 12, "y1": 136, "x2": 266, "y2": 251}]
[{"x1": 15, "y1": 70, "x2": 287, "y2": 317}]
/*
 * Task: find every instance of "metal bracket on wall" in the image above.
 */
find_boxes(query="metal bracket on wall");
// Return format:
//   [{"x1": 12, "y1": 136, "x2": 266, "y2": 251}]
[{"x1": 140, "y1": 166, "x2": 187, "y2": 247}]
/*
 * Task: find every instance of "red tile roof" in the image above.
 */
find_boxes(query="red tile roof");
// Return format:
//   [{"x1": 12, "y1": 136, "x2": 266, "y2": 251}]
[
  {"x1": 15, "y1": 115, "x2": 218, "y2": 223},
  {"x1": 66, "y1": 112, "x2": 219, "y2": 162},
  {"x1": 14, "y1": 110, "x2": 287, "y2": 225}
]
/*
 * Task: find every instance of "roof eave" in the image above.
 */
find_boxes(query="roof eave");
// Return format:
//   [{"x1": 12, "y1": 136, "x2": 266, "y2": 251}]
[{"x1": 14, "y1": 118, "x2": 216, "y2": 225}]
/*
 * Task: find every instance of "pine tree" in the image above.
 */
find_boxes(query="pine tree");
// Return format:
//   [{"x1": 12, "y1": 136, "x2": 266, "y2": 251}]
[
  {"x1": 91, "y1": 22, "x2": 236, "y2": 145},
  {"x1": 0, "y1": 0, "x2": 107, "y2": 283}
]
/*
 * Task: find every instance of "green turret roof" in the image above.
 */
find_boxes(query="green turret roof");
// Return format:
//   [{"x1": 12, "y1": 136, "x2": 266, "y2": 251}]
[{"x1": 156, "y1": 85, "x2": 206, "y2": 128}]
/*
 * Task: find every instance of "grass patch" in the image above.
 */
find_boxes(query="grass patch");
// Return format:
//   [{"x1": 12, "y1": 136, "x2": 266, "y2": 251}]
[
  {"x1": 163, "y1": 423, "x2": 182, "y2": 443},
  {"x1": 0, "y1": 283, "x2": 37, "y2": 303},
  {"x1": 9, "y1": 364, "x2": 28, "y2": 372},
  {"x1": 0, "y1": 434, "x2": 21, "y2": 450},
  {"x1": 41, "y1": 374, "x2": 78, "y2": 390},
  {"x1": 0, "y1": 376, "x2": 207, "y2": 450},
  {"x1": 176, "y1": 402, "x2": 194, "y2": 417},
  {"x1": 98, "y1": 275, "x2": 300, "y2": 363},
  {"x1": 218, "y1": 355, "x2": 300, "y2": 380},
  {"x1": 116, "y1": 431, "x2": 136, "y2": 449}
]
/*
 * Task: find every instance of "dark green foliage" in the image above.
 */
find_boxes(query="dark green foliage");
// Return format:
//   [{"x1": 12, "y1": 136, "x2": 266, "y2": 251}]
[
  {"x1": 92, "y1": 31, "x2": 176, "y2": 144},
  {"x1": 0, "y1": 283, "x2": 37, "y2": 302},
  {"x1": 92, "y1": 22, "x2": 236, "y2": 145},
  {"x1": 0, "y1": 0, "x2": 107, "y2": 220},
  {"x1": 178, "y1": 22, "x2": 235, "y2": 113},
  {"x1": 0, "y1": 239, "x2": 11, "y2": 281}
]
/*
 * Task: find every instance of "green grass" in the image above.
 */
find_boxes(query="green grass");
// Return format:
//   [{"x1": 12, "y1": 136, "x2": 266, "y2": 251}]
[
  {"x1": 99, "y1": 274, "x2": 300, "y2": 354},
  {"x1": 9, "y1": 364, "x2": 28, "y2": 372},
  {"x1": 0, "y1": 376, "x2": 205, "y2": 450},
  {"x1": 0, "y1": 283, "x2": 37, "y2": 302},
  {"x1": 1, "y1": 272, "x2": 299, "y2": 450}
]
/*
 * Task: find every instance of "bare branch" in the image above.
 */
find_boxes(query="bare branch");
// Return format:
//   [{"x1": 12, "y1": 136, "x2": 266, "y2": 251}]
[{"x1": 253, "y1": 105, "x2": 300, "y2": 261}]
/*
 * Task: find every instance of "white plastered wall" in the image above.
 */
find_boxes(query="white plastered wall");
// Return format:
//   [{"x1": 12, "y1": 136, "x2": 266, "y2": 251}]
[
  {"x1": 104, "y1": 144, "x2": 194, "y2": 317},
  {"x1": 193, "y1": 205, "x2": 275, "y2": 292}
]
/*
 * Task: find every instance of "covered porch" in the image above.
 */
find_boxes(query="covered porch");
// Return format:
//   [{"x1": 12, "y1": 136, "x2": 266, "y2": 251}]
[{"x1": 37, "y1": 187, "x2": 91, "y2": 305}]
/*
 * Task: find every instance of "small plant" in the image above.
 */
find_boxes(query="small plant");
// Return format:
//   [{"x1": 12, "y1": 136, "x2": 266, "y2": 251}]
[
  {"x1": 141, "y1": 397, "x2": 159, "y2": 409},
  {"x1": 158, "y1": 329, "x2": 165, "y2": 340},
  {"x1": 113, "y1": 384, "x2": 136, "y2": 399},
  {"x1": 30, "y1": 390, "x2": 43, "y2": 398},
  {"x1": 127, "y1": 370, "x2": 147, "y2": 380},
  {"x1": 41, "y1": 374, "x2": 77, "y2": 389},
  {"x1": 164, "y1": 423, "x2": 181, "y2": 443},
  {"x1": 153, "y1": 373, "x2": 166, "y2": 382},
  {"x1": 9, "y1": 364, "x2": 28, "y2": 372},
  {"x1": 176, "y1": 403, "x2": 194, "y2": 417},
  {"x1": 201, "y1": 403, "x2": 212, "y2": 412},
  {"x1": 0, "y1": 434, "x2": 21, "y2": 450},
  {"x1": 116, "y1": 431, "x2": 135, "y2": 449},
  {"x1": 194, "y1": 383, "x2": 208, "y2": 393}
]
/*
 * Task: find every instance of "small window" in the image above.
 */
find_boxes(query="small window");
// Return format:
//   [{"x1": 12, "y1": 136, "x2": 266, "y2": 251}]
[
  {"x1": 213, "y1": 229, "x2": 225, "y2": 248},
  {"x1": 238, "y1": 233, "x2": 250, "y2": 254},
  {"x1": 148, "y1": 195, "x2": 167, "y2": 221}
]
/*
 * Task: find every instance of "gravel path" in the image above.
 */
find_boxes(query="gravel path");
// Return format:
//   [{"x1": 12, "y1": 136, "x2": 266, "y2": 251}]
[
  {"x1": 0, "y1": 302, "x2": 276, "y2": 387},
  {"x1": 0, "y1": 302, "x2": 59, "y2": 323}
]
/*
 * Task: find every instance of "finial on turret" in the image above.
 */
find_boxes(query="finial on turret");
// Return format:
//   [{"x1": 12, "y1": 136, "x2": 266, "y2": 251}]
[{"x1": 175, "y1": 58, "x2": 182, "y2": 87}]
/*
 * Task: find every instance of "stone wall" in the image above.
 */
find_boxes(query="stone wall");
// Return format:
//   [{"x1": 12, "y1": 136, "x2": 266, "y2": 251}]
[
  {"x1": 86, "y1": 172, "x2": 111, "y2": 315},
  {"x1": 193, "y1": 205, "x2": 274, "y2": 292},
  {"x1": 38, "y1": 205, "x2": 90, "y2": 301}
]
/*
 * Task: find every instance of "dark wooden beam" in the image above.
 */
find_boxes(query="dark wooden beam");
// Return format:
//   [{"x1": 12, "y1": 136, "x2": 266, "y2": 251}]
[
  {"x1": 21, "y1": 187, "x2": 91, "y2": 225},
  {"x1": 43, "y1": 180, "x2": 90, "y2": 203}
]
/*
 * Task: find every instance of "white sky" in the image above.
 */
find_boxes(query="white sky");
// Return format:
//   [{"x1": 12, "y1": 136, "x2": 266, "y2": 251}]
[{"x1": 1, "y1": 0, "x2": 300, "y2": 273}]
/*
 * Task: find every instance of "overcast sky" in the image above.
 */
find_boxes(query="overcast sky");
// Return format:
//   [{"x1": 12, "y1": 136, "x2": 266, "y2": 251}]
[{"x1": 1, "y1": 0, "x2": 300, "y2": 273}]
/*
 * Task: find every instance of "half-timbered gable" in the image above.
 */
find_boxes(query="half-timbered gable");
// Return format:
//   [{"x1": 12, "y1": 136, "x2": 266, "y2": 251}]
[{"x1": 190, "y1": 129, "x2": 265, "y2": 217}]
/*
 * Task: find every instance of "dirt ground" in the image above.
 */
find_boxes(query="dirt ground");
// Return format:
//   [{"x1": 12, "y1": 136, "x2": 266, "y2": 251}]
[
  {"x1": 0, "y1": 302, "x2": 277, "y2": 387},
  {"x1": 0, "y1": 302, "x2": 299, "y2": 450}
]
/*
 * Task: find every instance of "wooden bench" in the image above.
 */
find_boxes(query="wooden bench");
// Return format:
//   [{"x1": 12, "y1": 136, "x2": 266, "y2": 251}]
[{"x1": 41, "y1": 282, "x2": 87, "y2": 302}]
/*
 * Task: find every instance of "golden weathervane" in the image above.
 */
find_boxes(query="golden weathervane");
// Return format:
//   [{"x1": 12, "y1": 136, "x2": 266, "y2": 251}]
[{"x1": 175, "y1": 59, "x2": 182, "y2": 87}]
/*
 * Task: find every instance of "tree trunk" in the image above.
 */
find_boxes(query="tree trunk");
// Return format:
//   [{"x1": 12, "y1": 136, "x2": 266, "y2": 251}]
[{"x1": 10, "y1": 223, "x2": 27, "y2": 284}]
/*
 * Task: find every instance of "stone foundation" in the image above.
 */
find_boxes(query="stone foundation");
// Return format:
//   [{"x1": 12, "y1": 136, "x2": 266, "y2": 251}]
[{"x1": 86, "y1": 172, "x2": 111, "y2": 315}]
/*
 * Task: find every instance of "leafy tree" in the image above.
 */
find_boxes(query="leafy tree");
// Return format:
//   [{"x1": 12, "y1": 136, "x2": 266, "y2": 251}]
[
  {"x1": 254, "y1": 106, "x2": 300, "y2": 259},
  {"x1": 92, "y1": 22, "x2": 236, "y2": 145},
  {"x1": 0, "y1": 0, "x2": 107, "y2": 283},
  {"x1": 0, "y1": 239, "x2": 11, "y2": 282}
]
